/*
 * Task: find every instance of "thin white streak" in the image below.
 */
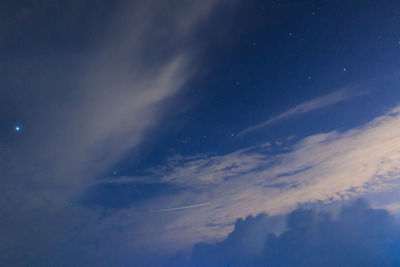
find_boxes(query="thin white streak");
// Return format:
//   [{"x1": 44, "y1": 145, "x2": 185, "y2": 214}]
[{"x1": 155, "y1": 202, "x2": 211, "y2": 212}]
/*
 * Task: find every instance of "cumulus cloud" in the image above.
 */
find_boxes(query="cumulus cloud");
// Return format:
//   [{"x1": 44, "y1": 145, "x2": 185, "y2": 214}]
[{"x1": 181, "y1": 200, "x2": 400, "y2": 267}]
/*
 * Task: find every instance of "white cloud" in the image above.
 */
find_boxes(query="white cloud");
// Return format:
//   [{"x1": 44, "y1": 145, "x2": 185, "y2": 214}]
[
  {"x1": 31, "y1": 93, "x2": 399, "y2": 258},
  {"x1": 6, "y1": 94, "x2": 392, "y2": 261},
  {"x1": 138, "y1": 104, "x2": 400, "y2": 250}
]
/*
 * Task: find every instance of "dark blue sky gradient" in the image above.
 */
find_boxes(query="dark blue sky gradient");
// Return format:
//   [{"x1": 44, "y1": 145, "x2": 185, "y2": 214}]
[{"x1": 115, "y1": 0, "x2": 400, "y2": 175}]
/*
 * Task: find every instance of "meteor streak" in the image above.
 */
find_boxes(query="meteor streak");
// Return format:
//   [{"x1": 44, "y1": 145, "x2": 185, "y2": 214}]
[{"x1": 156, "y1": 202, "x2": 211, "y2": 212}]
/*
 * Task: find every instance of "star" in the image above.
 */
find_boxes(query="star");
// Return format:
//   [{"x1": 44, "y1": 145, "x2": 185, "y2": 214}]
[{"x1": 15, "y1": 125, "x2": 21, "y2": 132}]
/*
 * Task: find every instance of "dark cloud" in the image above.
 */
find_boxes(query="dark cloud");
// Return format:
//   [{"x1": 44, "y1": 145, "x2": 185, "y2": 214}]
[
  {"x1": 176, "y1": 200, "x2": 400, "y2": 267},
  {"x1": 190, "y1": 213, "x2": 273, "y2": 267}
]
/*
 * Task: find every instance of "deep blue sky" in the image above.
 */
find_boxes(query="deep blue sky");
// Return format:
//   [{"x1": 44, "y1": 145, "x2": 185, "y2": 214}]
[
  {"x1": 116, "y1": 0, "x2": 400, "y2": 173},
  {"x1": 1, "y1": 0, "x2": 400, "y2": 266}
]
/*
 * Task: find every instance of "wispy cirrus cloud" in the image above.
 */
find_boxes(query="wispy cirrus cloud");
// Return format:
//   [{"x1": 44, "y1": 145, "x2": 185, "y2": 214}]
[
  {"x1": 1, "y1": 0, "x2": 223, "y2": 205},
  {"x1": 238, "y1": 87, "x2": 370, "y2": 136}
]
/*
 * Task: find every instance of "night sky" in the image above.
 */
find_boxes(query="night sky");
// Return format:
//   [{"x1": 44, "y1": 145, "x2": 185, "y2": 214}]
[{"x1": 2, "y1": 0, "x2": 400, "y2": 266}]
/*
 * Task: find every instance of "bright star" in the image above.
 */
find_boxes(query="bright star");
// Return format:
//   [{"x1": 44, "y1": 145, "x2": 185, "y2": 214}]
[{"x1": 15, "y1": 126, "x2": 21, "y2": 132}]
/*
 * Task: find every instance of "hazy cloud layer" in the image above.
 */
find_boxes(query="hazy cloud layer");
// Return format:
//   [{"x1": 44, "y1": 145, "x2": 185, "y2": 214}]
[
  {"x1": 0, "y1": 1, "x2": 226, "y2": 265},
  {"x1": 0, "y1": 0, "x2": 222, "y2": 208}
]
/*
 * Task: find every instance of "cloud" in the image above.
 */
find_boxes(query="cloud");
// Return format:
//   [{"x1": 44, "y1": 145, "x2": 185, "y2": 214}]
[
  {"x1": 0, "y1": 0, "x2": 224, "y2": 195},
  {"x1": 40, "y1": 99, "x2": 400, "y2": 263},
  {"x1": 0, "y1": 1, "x2": 228, "y2": 265},
  {"x1": 1, "y1": 2, "x2": 398, "y2": 264},
  {"x1": 238, "y1": 87, "x2": 369, "y2": 136},
  {"x1": 73, "y1": 102, "x2": 400, "y2": 257},
  {"x1": 1, "y1": 0, "x2": 224, "y2": 200},
  {"x1": 126, "y1": 104, "x2": 400, "y2": 251},
  {"x1": 182, "y1": 200, "x2": 400, "y2": 267}
]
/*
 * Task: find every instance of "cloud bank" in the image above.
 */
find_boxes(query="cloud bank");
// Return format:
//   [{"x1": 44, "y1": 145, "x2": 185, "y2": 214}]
[{"x1": 175, "y1": 200, "x2": 400, "y2": 267}]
